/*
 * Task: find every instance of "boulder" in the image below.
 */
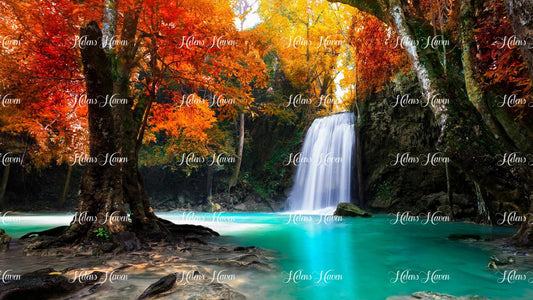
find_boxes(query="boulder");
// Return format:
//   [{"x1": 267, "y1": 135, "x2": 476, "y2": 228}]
[
  {"x1": 334, "y1": 203, "x2": 372, "y2": 217},
  {"x1": 138, "y1": 273, "x2": 177, "y2": 300},
  {"x1": 0, "y1": 229, "x2": 11, "y2": 251},
  {"x1": 0, "y1": 268, "x2": 102, "y2": 299}
]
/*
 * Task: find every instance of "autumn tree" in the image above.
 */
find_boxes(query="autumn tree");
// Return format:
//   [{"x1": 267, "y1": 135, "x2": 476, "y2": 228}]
[
  {"x1": 259, "y1": 0, "x2": 355, "y2": 116},
  {"x1": 0, "y1": 0, "x2": 268, "y2": 248}
]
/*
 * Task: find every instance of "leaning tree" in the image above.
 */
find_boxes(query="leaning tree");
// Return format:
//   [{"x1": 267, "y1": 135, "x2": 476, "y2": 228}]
[{"x1": 330, "y1": 0, "x2": 533, "y2": 245}]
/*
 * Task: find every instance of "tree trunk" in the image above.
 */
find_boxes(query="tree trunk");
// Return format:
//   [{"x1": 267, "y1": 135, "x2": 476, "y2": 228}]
[
  {"x1": 498, "y1": 0, "x2": 533, "y2": 245},
  {"x1": 445, "y1": 162, "x2": 454, "y2": 221},
  {"x1": 64, "y1": 21, "x2": 128, "y2": 243},
  {"x1": 512, "y1": 201, "x2": 533, "y2": 246},
  {"x1": 505, "y1": 0, "x2": 533, "y2": 82},
  {"x1": 389, "y1": 0, "x2": 448, "y2": 142},
  {"x1": 231, "y1": 113, "x2": 245, "y2": 188},
  {"x1": 26, "y1": 12, "x2": 218, "y2": 251},
  {"x1": 206, "y1": 165, "x2": 213, "y2": 205},
  {"x1": 474, "y1": 181, "x2": 491, "y2": 225},
  {"x1": 58, "y1": 164, "x2": 72, "y2": 208},
  {"x1": 110, "y1": 9, "x2": 161, "y2": 232},
  {"x1": 355, "y1": 125, "x2": 364, "y2": 208},
  {"x1": 122, "y1": 139, "x2": 159, "y2": 230},
  {"x1": 460, "y1": 0, "x2": 533, "y2": 153},
  {"x1": 0, "y1": 164, "x2": 10, "y2": 209}
]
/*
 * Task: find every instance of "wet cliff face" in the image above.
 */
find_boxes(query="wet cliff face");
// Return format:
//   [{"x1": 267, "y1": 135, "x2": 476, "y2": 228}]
[{"x1": 358, "y1": 72, "x2": 478, "y2": 218}]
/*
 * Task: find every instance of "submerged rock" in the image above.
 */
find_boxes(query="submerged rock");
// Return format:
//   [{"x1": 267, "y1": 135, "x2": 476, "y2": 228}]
[
  {"x1": 448, "y1": 234, "x2": 481, "y2": 241},
  {"x1": 174, "y1": 282, "x2": 246, "y2": 300},
  {"x1": 0, "y1": 268, "x2": 102, "y2": 299},
  {"x1": 387, "y1": 291, "x2": 490, "y2": 300},
  {"x1": 137, "y1": 270, "x2": 247, "y2": 300},
  {"x1": 334, "y1": 203, "x2": 372, "y2": 217},
  {"x1": 488, "y1": 256, "x2": 515, "y2": 269},
  {"x1": 138, "y1": 273, "x2": 178, "y2": 299},
  {"x1": 0, "y1": 229, "x2": 11, "y2": 251},
  {"x1": 233, "y1": 246, "x2": 256, "y2": 252}
]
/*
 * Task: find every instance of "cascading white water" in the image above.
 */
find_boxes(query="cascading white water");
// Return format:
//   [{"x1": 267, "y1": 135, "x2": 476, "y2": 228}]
[{"x1": 288, "y1": 112, "x2": 355, "y2": 211}]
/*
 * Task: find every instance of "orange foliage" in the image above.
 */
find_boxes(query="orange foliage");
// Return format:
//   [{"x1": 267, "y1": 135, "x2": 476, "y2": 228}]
[
  {"x1": 0, "y1": 0, "x2": 97, "y2": 167},
  {"x1": 474, "y1": 0, "x2": 531, "y2": 120},
  {"x1": 0, "y1": 0, "x2": 267, "y2": 167},
  {"x1": 347, "y1": 13, "x2": 408, "y2": 98}
]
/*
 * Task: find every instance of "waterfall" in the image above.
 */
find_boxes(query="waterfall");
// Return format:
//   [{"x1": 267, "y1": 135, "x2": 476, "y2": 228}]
[{"x1": 288, "y1": 112, "x2": 356, "y2": 211}]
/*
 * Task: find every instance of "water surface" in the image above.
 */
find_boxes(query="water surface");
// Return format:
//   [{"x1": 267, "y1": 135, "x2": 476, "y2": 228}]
[{"x1": 1, "y1": 212, "x2": 530, "y2": 300}]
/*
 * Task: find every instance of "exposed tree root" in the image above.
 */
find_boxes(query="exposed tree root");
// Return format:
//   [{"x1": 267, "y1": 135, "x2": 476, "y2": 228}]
[{"x1": 21, "y1": 217, "x2": 219, "y2": 255}]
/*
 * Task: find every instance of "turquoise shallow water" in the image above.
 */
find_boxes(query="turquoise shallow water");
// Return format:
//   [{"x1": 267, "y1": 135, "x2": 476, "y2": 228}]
[{"x1": 1, "y1": 212, "x2": 531, "y2": 300}]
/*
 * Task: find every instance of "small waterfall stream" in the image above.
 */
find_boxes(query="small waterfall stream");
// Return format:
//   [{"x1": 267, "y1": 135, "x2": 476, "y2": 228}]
[{"x1": 288, "y1": 112, "x2": 356, "y2": 211}]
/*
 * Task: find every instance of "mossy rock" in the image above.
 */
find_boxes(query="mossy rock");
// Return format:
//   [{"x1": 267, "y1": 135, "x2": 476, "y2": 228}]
[
  {"x1": 334, "y1": 203, "x2": 373, "y2": 217},
  {"x1": 205, "y1": 202, "x2": 221, "y2": 212},
  {"x1": 387, "y1": 291, "x2": 490, "y2": 300},
  {"x1": 0, "y1": 228, "x2": 11, "y2": 251}
]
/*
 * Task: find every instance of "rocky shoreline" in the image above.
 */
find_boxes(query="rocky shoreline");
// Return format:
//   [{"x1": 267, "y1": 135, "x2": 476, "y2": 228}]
[
  {"x1": 0, "y1": 204, "x2": 531, "y2": 299},
  {"x1": 0, "y1": 234, "x2": 277, "y2": 299}
]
